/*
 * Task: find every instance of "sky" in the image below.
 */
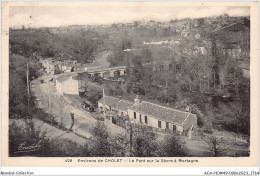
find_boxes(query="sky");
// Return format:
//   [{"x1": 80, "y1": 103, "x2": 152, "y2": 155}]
[{"x1": 9, "y1": 6, "x2": 250, "y2": 28}]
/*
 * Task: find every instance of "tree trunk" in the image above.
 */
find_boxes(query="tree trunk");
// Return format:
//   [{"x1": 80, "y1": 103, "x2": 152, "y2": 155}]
[
  {"x1": 69, "y1": 113, "x2": 75, "y2": 131},
  {"x1": 207, "y1": 72, "x2": 210, "y2": 91},
  {"x1": 213, "y1": 72, "x2": 216, "y2": 88},
  {"x1": 130, "y1": 124, "x2": 133, "y2": 155},
  {"x1": 199, "y1": 78, "x2": 202, "y2": 93}
]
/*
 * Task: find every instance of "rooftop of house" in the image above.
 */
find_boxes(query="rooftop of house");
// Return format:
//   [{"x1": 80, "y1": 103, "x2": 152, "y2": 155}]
[
  {"x1": 128, "y1": 101, "x2": 194, "y2": 126},
  {"x1": 98, "y1": 95, "x2": 195, "y2": 126},
  {"x1": 63, "y1": 93, "x2": 90, "y2": 104},
  {"x1": 118, "y1": 100, "x2": 134, "y2": 112},
  {"x1": 99, "y1": 96, "x2": 133, "y2": 112},
  {"x1": 99, "y1": 96, "x2": 119, "y2": 108},
  {"x1": 56, "y1": 75, "x2": 70, "y2": 83}
]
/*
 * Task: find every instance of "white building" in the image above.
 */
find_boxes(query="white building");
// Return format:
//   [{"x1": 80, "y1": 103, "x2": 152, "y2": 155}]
[
  {"x1": 55, "y1": 75, "x2": 79, "y2": 95},
  {"x1": 97, "y1": 95, "x2": 197, "y2": 133}
]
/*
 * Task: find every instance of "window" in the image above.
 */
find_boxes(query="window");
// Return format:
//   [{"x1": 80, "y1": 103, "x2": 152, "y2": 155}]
[
  {"x1": 134, "y1": 112, "x2": 136, "y2": 119},
  {"x1": 139, "y1": 115, "x2": 142, "y2": 123},
  {"x1": 145, "y1": 116, "x2": 148, "y2": 124},
  {"x1": 166, "y1": 122, "x2": 169, "y2": 129},
  {"x1": 158, "y1": 121, "x2": 161, "y2": 128}
]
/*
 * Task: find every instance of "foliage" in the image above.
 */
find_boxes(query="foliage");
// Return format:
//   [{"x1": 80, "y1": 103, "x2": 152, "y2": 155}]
[
  {"x1": 197, "y1": 18, "x2": 205, "y2": 26},
  {"x1": 158, "y1": 133, "x2": 186, "y2": 157},
  {"x1": 122, "y1": 47, "x2": 250, "y2": 135},
  {"x1": 89, "y1": 121, "x2": 112, "y2": 156},
  {"x1": 10, "y1": 28, "x2": 98, "y2": 63},
  {"x1": 141, "y1": 48, "x2": 153, "y2": 63},
  {"x1": 107, "y1": 38, "x2": 131, "y2": 66},
  {"x1": 9, "y1": 120, "x2": 87, "y2": 157},
  {"x1": 110, "y1": 133, "x2": 130, "y2": 157},
  {"x1": 205, "y1": 135, "x2": 228, "y2": 157},
  {"x1": 131, "y1": 125, "x2": 158, "y2": 157},
  {"x1": 107, "y1": 84, "x2": 124, "y2": 97},
  {"x1": 9, "y1": 54, "x2": 42, "y2": 118}
]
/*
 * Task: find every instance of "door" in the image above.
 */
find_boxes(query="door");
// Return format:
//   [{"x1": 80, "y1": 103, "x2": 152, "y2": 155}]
[{"x1": 173, "y1": 125, "x2": 176, "y2": 132}]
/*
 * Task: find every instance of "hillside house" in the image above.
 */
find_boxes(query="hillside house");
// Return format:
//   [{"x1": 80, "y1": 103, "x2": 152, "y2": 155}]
[
  {"x1": 98, "y1": 95, "x2": 197, "y2": 134},
  {"x1": 39, "y1": 58, "x2": 63, "y2": 75},
  {"x1": 127, "y1": 96, "x2": 197, "y2": 133},
  {"x1": 55, "y1": 75, "x2": 79, "y2": 95}
]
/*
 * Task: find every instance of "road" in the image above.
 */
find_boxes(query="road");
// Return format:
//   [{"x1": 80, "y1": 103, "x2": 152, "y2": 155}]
[{"x1": 31, "y1": 73, "x2": 126, "y2": 141}]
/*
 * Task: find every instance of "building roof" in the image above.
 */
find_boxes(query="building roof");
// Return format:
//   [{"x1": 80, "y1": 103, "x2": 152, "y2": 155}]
[
  {"x1": 118, "y1": 100, "x2": 133, "y2": 112},
  {"x1": 128, "y1": 101, "x2": 193, "y2": 126},
  {"x1": 56, "y1": 75, "x2": 69, "y2": 83},
  {"x1": 98, "y1": 96, "x2": 133, "y2": 112},
  {"x1": 98, "y1": 96, "x2": 196, "y2": 126},
  {"x1": 99, "y1": 96, "x2": 119, "y2": 109}
]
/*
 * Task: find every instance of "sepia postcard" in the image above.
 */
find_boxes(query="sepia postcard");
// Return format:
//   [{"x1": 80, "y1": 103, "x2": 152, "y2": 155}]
[{"x1": 1, "y1": 1, "x2": 259, "y2": 167}]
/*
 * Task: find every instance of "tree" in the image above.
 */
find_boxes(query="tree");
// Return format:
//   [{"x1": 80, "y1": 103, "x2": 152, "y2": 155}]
[
  {"x1": 204, "y1": 103, "x2": 215, "y2": 132},
  {"x1": 132, "y1": 56, "x2": 144, "y2": 83},
  {"x1": 9, "y1": 54, "x2": 42, "y2": 118},
  {"x1": 90, "y1": 121, "x2": 112, "y2": 156},
  {"x1": 159, "y1": 133, "x2": 186, "y2": 157},
  {"x1": 111, "y1": 133, "x2": 130, "y2": 157},
  {"x1": 197, "y1": 18, "x2": 205, "y2": 26},
  {"x1": 205, "y1": 135, "x2": 228, "y2": 157},
  {"x1": 109, "y1": 84, "x2": 124, "y2": 97},
  {"x1": 57, "y1": 96, "x2": 67, "y2": 128},
  {"x1": 141, "y1": 48, "x2": 153, "y2": 63},
  {"x1": 134, "y1": 21, "x2": 139, "y2": 27},
  {"x1": 132, "y1": 125, "x2": 158, "y2": 157},
  {"x1": 48, "y1": 93, "x2": 55, "y2": 125},
  {"x1": 107, "y1": 53, "x2": 117, "y2": 67}
]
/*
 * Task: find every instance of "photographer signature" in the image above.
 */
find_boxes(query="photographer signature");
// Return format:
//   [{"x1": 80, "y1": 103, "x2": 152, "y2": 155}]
[{"x1": 14, "y1": 140, "x2": 42, "y2": 153}]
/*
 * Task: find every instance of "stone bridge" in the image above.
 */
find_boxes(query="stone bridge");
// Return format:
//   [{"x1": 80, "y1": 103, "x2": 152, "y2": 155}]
[{"x1": 87, "y1": 66, "x2": 126, "y2": 78}]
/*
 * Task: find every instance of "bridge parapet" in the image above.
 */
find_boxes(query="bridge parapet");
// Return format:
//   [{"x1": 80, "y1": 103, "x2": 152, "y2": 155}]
[{"x1": 87, "y1": 66, "x2": 127, "y2": 78}]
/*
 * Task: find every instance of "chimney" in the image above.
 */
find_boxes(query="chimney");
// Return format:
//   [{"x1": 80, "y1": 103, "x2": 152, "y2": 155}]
[{"x1": 134, "y1": 95, "x2": 140, "y2": 105}]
